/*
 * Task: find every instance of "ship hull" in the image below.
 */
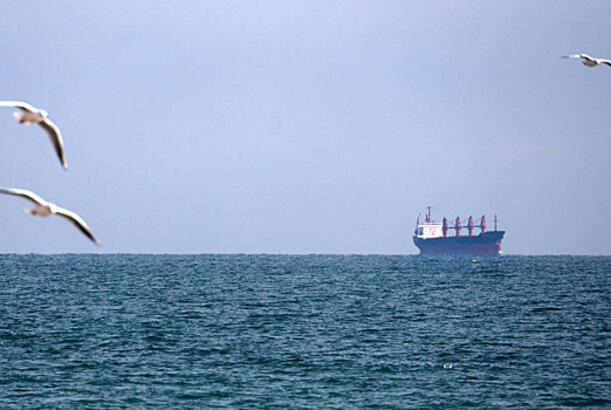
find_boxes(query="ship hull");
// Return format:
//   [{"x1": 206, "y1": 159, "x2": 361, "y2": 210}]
[{"x1": 413, "y1": 231, "x2": 505, "y2": 256}]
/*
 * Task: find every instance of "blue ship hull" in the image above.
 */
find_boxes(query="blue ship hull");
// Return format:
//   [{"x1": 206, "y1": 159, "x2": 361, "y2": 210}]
[{"x1": 413, "y1": 231, "x2": 505, "y2": 255}]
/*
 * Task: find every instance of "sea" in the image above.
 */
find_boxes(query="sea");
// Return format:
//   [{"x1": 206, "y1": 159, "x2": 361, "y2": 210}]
[{"x1": 0, "y1": 254, "x2": 609, "y2": 408}]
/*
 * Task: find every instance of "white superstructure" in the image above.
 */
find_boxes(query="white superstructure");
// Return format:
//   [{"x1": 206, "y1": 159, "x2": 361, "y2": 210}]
[
  {"x1": 414, "y1": 206, "x2": 443, "y2": 239},
  {"x1": 415, "y1": 221, "x2": 443, "y2": 239}
]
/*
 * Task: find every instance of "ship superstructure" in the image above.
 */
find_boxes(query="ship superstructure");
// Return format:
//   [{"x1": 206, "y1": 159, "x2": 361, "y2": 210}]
[{"x1": 413, "y1": 207, "x2": 505, "y2": 255}]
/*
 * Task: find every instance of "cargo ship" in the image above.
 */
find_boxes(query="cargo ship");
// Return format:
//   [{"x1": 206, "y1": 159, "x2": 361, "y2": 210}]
[{"x1": 413, "y1": 207, "x2": 505, "y2": 255}]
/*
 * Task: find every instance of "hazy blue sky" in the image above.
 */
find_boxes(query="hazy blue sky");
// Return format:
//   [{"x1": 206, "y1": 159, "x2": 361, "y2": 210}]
[{"x1": 0, "y1": 1, "x2": 609, "y2": 254}]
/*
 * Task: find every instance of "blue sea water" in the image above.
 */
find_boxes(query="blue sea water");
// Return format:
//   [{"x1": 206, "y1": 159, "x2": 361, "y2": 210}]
[{"x1": 0, "y1": 254, "x2": 609, "y2": 408}]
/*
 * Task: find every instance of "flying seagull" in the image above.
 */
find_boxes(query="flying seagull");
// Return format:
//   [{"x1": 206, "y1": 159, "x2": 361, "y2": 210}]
[
  {"x1": 0, "y1": 188, "x2": 99, "y2": 245},
  {"x1": 0, "y1": 101, "x2": 67, "y2": 169},
  {"x1": 562, "y1": 53, "x2": 611, "y2": 68}
]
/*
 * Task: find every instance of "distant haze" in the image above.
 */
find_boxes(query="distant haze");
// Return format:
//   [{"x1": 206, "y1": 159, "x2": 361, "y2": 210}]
[{"x1": 0, "y1": 1, "x2": 609, "y2": 254}]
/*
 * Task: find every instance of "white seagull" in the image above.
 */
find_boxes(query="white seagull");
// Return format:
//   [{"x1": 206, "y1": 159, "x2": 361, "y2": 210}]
[
  {"x1": 562, "y1": 53, "x2": 611, "y2": 68},
  {"x1": 0, "y1": 101, "x2": 67, "y2": 169},
  {"x1": 0, "y1": 188, "x2": 99, "y2": 245}
]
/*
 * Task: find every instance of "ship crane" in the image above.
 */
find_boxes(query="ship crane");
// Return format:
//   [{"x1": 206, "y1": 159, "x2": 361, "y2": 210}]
[{"x1": 445, "y1": 215, "x2": 487, "y2": 236}]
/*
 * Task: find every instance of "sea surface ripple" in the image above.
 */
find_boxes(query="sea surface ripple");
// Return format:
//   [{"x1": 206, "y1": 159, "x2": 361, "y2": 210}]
[{"x1": 0, "y1": 254, "x2": 609, "y2": 408}]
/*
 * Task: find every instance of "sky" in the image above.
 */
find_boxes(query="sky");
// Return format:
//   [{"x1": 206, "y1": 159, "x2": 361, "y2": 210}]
[{"x1": 0, "y1": 1, "x2": 609, "y2": 254}]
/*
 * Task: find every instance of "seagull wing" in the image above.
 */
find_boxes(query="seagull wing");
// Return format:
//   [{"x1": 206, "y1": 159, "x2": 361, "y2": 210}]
[
  {"x1": 0, "y1": 188, "x2": 47, "y2": 206},
  {"x1": 0, "y1": 101, "x2": 37, "y2": 113},
  {"x1": 562, "y1": 54, "x2": 582, "y2": 59},
  {"x1": 54, "y1": 207, "x2": 100, "y2": 245},
  {"x1": 579, "y1": 54, "x2": 595, "y2": 62},
  {"x1": 39, "y1": 118, "x2": 68, "y2": 169},
  {"x1": 599, "y1": 59, "x2": 611, "y2": 67}
]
